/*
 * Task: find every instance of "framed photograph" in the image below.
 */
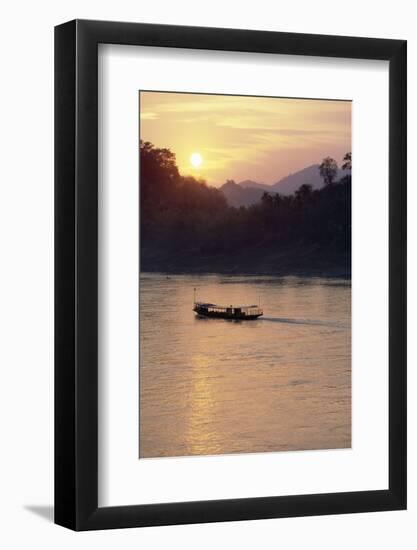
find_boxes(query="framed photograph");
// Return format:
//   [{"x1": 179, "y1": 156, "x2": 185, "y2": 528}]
[{"x1": 55, "y1": 20, "x2": 406, "y2": 530}]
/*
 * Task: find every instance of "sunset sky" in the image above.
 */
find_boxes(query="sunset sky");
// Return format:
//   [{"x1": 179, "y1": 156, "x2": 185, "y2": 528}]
[{"x1": 140, "y1": 91, "x2": 351, "y2": 187}]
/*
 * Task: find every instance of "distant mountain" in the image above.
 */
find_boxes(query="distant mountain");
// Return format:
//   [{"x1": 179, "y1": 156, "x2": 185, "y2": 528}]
[
  {"x1": 238, "y1": 179, "x2": 271, "y2": 191},
  {"x1": 220, "y1": 165, "x2": 346, "y2": 207},
  {"x1": 272, "y1": 164, "x2": 346, "y2": 195},
  {"x1": 219, "y1": 180, "x2": 265, "y2": 208},
  {"x1": 270, "y1": 164, "x2": 322, "y2": 195}
]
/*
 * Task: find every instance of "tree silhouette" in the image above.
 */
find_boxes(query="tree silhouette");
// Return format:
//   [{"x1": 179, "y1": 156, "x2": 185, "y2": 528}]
[
  {"x1": 140, "y1": 140, "x2": 179, "y2": 182},
  {"x1": 342, "y1": 152, "x2": 352, "y2": 171},
  {"x1": 261, "y1": 192, "x2": 274, "y2": 207},
  {"x1": 295, "y1": 183, "x2": 313, "y2": 204},
  {"x1": 319, "y1": 157, "x2": 338, "y2": 186},
  {"x1": 140, "y1": 140, "x2": 180, "y2": 206},
  {"x1": 140, "y1": 141, "x2": 350, "y2": 277}
]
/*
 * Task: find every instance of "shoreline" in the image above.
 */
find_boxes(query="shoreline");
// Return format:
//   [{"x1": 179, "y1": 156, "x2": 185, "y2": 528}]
[
  {"x1": 141, "y1": 243, "x2": 350, "y2": 280},
  {"x1": 140, "y1": 264, "x2": 351, "y2": 280}
]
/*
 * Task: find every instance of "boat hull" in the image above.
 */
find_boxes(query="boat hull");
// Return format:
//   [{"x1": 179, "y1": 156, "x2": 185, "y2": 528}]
[{"x1": 193, "y1": 307, "x2": 262, "y2": 320}]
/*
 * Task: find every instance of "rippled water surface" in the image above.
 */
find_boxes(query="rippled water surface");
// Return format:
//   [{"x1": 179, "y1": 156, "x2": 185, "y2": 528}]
[{"x1": 140, "y1": 273, "x2": 351, "y2": 458}]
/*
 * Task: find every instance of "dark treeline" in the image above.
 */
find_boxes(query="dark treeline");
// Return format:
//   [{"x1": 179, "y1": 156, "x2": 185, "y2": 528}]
[{"x1": 140, "y1": 141, "x2": 351, "y2": 277}]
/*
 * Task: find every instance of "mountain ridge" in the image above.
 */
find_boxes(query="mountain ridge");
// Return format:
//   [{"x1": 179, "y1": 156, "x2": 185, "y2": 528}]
[{"x1": 220, "y1": 164, "x2": 346, "y2": 207}]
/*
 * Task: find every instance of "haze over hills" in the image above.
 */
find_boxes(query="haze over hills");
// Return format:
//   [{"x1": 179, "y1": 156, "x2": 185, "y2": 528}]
[
  {"x1": 239, "y1": 180, "x2": 271, "y2": 191},
  {"x1": 220, "y1": 164, "x2": 346, "y2": 208},
  {"x1": 219, "y1": 180, "x2": 265, "y2": 208},
  {"x1": 271, "y1": 164, "x2": 325, "y2": 194}
]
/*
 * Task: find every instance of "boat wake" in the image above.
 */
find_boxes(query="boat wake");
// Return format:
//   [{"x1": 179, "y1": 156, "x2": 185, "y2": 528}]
[{"x1": 261, "y1": 317, "x2": 348, "y2": 329}]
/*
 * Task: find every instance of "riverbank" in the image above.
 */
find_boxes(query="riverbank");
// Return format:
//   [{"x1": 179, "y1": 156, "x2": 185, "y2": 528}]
[{"x1": 141, "y1": 243, "x2": 351, "y2": 279}]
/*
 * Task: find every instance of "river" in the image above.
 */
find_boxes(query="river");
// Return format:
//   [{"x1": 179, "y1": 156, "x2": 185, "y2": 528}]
[{"x1": 139, "y1": 273, "x2": 351, "y2": 458}]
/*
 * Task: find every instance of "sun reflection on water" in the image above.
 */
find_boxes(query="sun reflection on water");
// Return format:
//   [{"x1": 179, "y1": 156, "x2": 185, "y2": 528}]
[{"x1": 139, "y1": 273, "x2": 351, "y2": 458}]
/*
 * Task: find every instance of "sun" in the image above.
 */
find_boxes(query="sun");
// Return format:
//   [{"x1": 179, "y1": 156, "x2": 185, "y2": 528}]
[{"x1": 190, "y1": 152, "x2": 203, "y2": 168}]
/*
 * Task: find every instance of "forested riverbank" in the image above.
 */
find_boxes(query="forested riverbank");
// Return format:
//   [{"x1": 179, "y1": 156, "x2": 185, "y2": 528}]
[{"x1": 140, "y1": 141, "x2": 351, "y2": 278}]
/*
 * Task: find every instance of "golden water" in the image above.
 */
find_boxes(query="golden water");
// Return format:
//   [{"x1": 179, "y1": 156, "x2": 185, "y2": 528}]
[{"x1": 139, "y1": 273, "x2": 351, "y2": 458}]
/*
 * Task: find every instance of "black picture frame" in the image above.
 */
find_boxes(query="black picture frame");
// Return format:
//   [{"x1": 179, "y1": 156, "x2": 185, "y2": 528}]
[{"x1": 55, "y1": 19, "x2": 407, "y2": 531}]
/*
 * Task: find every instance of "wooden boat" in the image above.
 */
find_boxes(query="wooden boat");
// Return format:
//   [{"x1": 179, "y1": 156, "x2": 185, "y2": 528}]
[{"x1": 193, "y1": 301, "x2": 263, "y2": 320}]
